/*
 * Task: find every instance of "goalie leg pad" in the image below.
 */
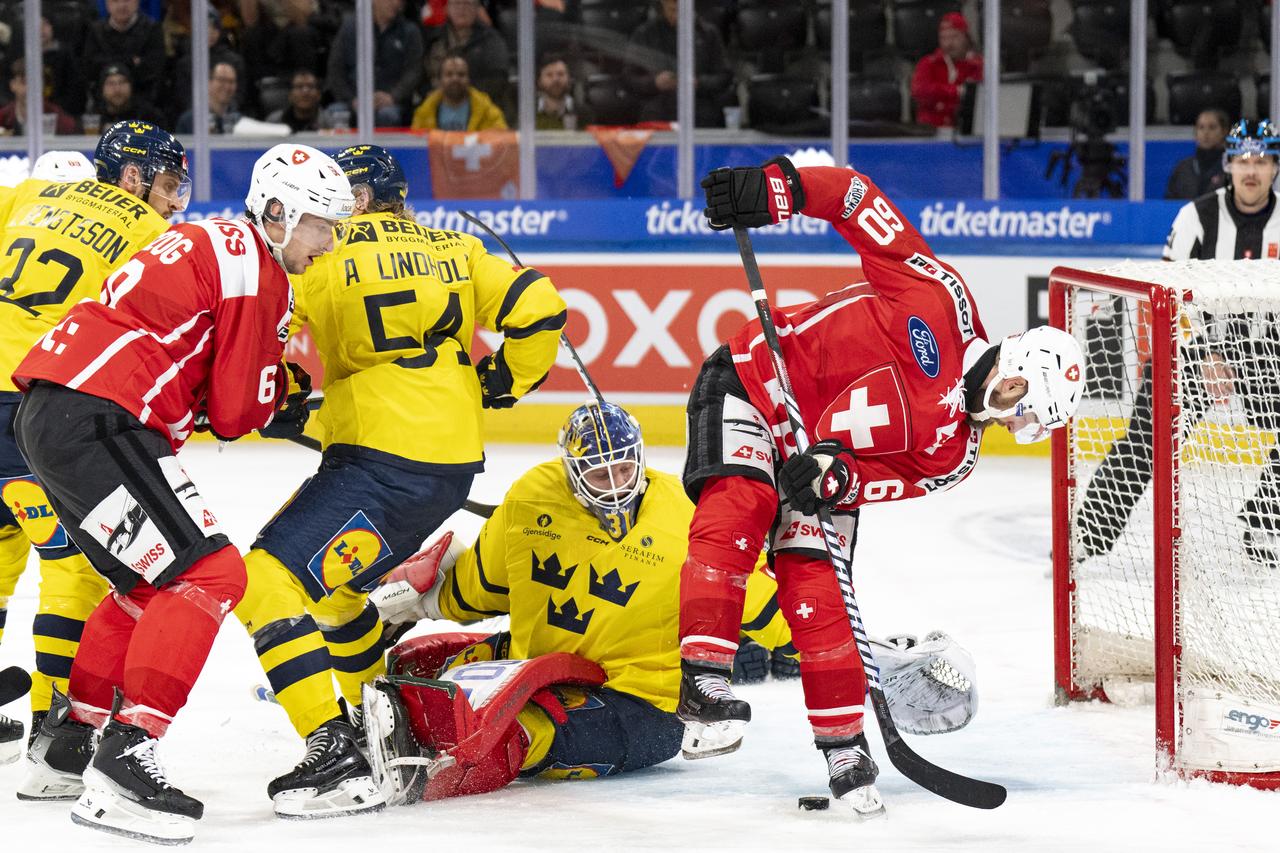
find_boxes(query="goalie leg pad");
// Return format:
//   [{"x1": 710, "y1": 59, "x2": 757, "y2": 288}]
[
  {"x1": 377, "y1": 653, "x2": 608, "y2": 801},
  {"x1": 386, "y1": 631, "x2": 497, "y2": 679}
]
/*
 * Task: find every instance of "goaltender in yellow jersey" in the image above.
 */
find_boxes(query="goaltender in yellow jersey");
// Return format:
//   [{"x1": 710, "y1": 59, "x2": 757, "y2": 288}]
[
  {"x1": 233, "y1": 145, "x2": 566, "y2": 819},
  {"x1": 371, "y1": 401, "x2": 787, "y2": 786},
  {"x1": 0, "y1": 126, "x2": 189, "y2": 783}
]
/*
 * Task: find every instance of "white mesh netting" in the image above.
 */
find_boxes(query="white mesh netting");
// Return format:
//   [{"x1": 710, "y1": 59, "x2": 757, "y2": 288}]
[{"x1": 1064, "y1": 260, "x2": 1280, "y2": 766}]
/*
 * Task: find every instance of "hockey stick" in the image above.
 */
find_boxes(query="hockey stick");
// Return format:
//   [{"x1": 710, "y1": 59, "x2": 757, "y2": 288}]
[
  {"x1": 0, "y1": 665, "x2": 32, "y2": 706},
  {"x1": 458, "y1": 210, "x2": 605, "y2": 405},
  {"x1": 731, "y1": 227, "x2": 1006, "y2": 810}
]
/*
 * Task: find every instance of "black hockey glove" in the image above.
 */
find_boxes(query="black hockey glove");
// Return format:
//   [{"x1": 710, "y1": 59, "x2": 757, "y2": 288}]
[
  {"x1": 259, "y1": 362, "x2": 312, "y2": 439},
  {"x1": 778, "y1": 439, "x2": 858, "y2": 515},
  {"x1": 476, "y1": 348, "x2": 517, "y2": 409},
  {"x1": 192, "y1": 407, "x2": 238, "y2": 443},
  {"x1": 701, "y1": 156, "x2": 806, "y2": 231}
]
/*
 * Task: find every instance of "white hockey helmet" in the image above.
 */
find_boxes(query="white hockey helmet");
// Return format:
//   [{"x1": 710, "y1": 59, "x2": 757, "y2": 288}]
[
  {"x1": 245, "y1": 144, "x2": 355, "y2": 263},
  {"x1": 31, "y1": 150, "x2": 95, "y2": 182},
  {"x1": 976, "y1": 325, "x2": 1085, "y2": 444}
]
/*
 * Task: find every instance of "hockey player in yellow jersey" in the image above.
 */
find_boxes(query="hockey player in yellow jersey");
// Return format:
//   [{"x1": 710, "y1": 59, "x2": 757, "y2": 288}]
[
  {"x1": 232, "y1": 144, "x2": 566, "y2": 819},
  {"x1": 0, "y1": 124, "x2": 189, "y2": 781},
  {"x1": 363, "y1": 402, "x2": 983, "y2": 805},
  {"x1": 362, "y1": 401, "x2": 785, "y2": 801}
]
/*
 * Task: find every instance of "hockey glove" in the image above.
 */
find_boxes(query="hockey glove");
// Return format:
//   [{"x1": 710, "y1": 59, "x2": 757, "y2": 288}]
[
  {"x1": 370, "y1": 531, "x2": 465, "y2": 625},
  {"x1": 778, "y1": 439, "x2": 858, "y2": 515},
  {"x1": 701, "y1": 156, "x2": 806, "y2": 231},
  {"x1": 258, "y1": 362, "x2": 312, "y2": 439},
  {"x1": 192, "y1": 403, "x2": 238, "y2": 442},
  {"x1": 476, "y1": 347, "x2": 517, "y2": 409}
]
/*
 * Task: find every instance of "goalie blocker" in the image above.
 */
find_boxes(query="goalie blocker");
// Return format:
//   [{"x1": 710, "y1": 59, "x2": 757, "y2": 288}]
[{"x1": 361, "y1": 630, "x2": 979, "y2": 806}]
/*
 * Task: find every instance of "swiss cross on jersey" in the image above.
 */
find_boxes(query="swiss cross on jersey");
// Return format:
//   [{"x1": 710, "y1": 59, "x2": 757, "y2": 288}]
[{"x1": 817, "y1": 364, "x2": 910, "y2": 455}]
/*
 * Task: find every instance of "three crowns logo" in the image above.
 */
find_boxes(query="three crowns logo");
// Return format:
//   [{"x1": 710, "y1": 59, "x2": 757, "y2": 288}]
[
  {"x1": 588, "y1": 566, "x2": 639, "y2": 607},
  {"x1": 546, "y1": 596, "x2": 593, "y2": 634},
  {"x1": 531, "y1": 553, "x2": 575, "y2": 590}
]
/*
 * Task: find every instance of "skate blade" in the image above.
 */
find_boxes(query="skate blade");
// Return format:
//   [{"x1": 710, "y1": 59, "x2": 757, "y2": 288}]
[
  {"x1": 273, "y1": 775, "x2": 386, "y2": 820},
  {"x1": 680, "y1": 720, "x2": 745, "y2": 760},
  {"x1": 835, "y1": 784, "x2": 887, "y2": 821},
  {"x1": 17, "y1": 756, "x2": 86, "y2": 801},
  {"x1": 71, "y1": 777, "x2": 196, "y2": 845},
  {"x1": 0, "y1": 738, "x2": 21, "y2": 765}
]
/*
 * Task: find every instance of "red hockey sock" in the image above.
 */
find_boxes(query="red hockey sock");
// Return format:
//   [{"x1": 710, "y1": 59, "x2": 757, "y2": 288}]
[
  {"x1": 775, "y1": 552, "x2": 867, "y2": 738},
  {"x1": 68, "y1": 591, "x2": 142, "y2": 727},
  {"x1": 118, "y1": 546, "x2": 246, "y2": 737}
]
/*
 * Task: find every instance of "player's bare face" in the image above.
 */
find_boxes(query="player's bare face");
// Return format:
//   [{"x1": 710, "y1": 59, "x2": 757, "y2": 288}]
[
  {"x1": 281, "y1": 213, "x2": 338, "y2": 274},
  {"x1": 582, "y1": 460, "x2": 639, "y2": 499},
  {"x1": 1229, "y1": 155, "x2": 1278, "y2": 213},
  {"x1": 146, "y1": 171, "x2": 190, "y2": 219}
]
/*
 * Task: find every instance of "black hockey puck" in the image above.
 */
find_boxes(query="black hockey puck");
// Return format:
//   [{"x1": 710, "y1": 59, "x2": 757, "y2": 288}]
[{"x1": 798, "y1": 796, "x2": 830, "y2": 811}]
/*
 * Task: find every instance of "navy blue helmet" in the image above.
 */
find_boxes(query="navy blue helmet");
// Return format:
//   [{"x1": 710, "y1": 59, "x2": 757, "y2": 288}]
[
  {"x1": 1225, "y1": 119, "x2": 1280, "y2": 161},
  {"x1": 94, "y1": 120, "x2": 190, "y2": 209},
  {"x1": 559, "y1": 402, "x2": 647, "y2": 541},
  {"x1": 334, "y1": 144, "x2": 408, "y2": 206}
]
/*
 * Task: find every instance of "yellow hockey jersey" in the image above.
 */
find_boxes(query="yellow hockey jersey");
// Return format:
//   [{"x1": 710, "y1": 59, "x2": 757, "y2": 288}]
[
  {"x1": 437, "y1": 462, "x2": 787, "y2": 711},
  {"x1": 0, "y1": 178, "x2": 168, "y2": 392},
  {"x1": 290, "y1": 213, "x2": 566, "y2": 468}
]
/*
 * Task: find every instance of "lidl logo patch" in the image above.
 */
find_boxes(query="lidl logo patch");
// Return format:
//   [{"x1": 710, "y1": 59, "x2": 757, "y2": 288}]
[
  {"x1": 307, "y1": 510, "x2": 390, "y2": 595},
  {"x1": 2, "y1": 477, "x2": 68, "y2": 549}
]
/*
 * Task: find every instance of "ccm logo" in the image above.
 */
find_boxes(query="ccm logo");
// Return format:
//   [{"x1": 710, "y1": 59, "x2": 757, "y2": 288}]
[{"x1": 770, "y1": 176, "x2": 791, "y2": 221}]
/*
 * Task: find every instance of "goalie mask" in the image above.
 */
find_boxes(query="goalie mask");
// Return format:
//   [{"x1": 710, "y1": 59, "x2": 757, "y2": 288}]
[
  {"x1": 970, "y1": 326, "x2": 1084, "y2": 444},
  {"x1": 559, "y1": 402, "x2": 647, "y2": 541}
]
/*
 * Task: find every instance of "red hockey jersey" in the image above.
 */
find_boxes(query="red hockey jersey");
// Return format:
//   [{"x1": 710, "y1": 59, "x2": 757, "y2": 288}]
[
  {"x1": 13, "y1": 218, "x2": 293, "y2": 450},
  {"x1": 728, "y1": 166, "x2": 991, "y2": 509}
]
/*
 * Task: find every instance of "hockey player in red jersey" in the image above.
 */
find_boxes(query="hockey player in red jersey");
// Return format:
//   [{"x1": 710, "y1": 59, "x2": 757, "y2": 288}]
[
  {"x1": 677, "y1": 156, "x2": 1085, "y2": 815},
  {"x1": 10, "y1": 143, "x2": 355, "y2": 844}
]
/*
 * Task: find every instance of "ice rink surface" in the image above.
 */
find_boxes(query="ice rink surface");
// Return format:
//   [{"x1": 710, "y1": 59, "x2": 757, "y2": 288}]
[{"x1": 0, "y1": 441, "x2": 1273, "y2": 851}]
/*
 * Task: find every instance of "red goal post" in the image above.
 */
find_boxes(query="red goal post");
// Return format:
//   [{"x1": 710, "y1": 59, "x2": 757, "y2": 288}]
[{"x1": 1050, "y1": 260, "x2": 1280, "y2": 789}]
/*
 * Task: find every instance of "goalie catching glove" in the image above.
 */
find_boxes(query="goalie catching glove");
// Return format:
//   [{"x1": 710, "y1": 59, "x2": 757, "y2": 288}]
[
  {"x1": 778, "y1": 439, "x2": 859, "y2": 514},
  {"x1": 874, "y1": 631, "x2": 978, "y2": 736},
  {"x1": 701, "y1": 155, "x2": 806, "y2": 230}
]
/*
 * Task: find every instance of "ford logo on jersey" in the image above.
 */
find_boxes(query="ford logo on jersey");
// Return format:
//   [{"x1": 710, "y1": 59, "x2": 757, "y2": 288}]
[{"x1": 908, "y1": 316, "x2": 939, "y2": 378}]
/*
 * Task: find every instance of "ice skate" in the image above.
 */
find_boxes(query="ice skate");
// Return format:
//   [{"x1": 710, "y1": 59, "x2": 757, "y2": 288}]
[
  {"x1": 18, "y1": 687, "x2": 95, "y2": 801},
  {"x1": 678, "y1": 660, "x2": 751, "y2": 759},
  {"x1": 70, "y1": 720, "x2": 202, "y2": 846},
  {"x1": 0, "y1": 712, "x2": 21, "y2": 765},
  {"x1": 820, "y1": 734, "x2": 886, "y2": 820},
  {"x1": 269, "y1": 717, "x2": 385, "y2": 819}
]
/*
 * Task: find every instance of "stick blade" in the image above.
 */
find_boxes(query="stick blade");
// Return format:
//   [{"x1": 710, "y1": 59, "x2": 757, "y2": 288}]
[
  {"x1": 0, "y1": 665, "x2": 33, "y2": 706},
  {"x1": 871, "y1": 687, "x2": 1007, "y2": 809}
]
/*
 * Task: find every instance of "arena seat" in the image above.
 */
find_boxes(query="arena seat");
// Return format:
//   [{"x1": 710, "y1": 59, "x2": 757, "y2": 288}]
[{"x1": 1167, "y1": 71, "x2": 1242, "y2": 126}]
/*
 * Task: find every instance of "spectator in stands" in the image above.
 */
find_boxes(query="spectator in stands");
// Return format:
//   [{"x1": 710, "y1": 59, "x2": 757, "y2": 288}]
[
  {"x1": 410, "y1": 51, "x2": 507, "y2": 131},
  {"x1": 35, "y1": 14, "x2": 88, "y2": 119},
  {"x1": 240, "y1": 0, "x2": 335, "y2": 116},
  {"x1": 1165, "y1": 108, "x2": 1231, "y2": 200},
  {"x1": 536, "y1": 54, "x2": 586, "y2": 130},
  {"x1": 328, "y1": 0, "x2": 423, "y2": 127},
  {"x1": 84, "y1": 0, "x2": 167, "y2": 104},
  {"x1": 167, "y1": 8, "x2": 248, "y2": 118},
  {"x1": 267, "y1": 69, "x2": 334, "y2": 133},
  {"x1": 175, "y1": 60, "x2": 242, "y2": 133},
  {"x1": 624, "y1": 0, "x2": 732, "y2": 127},
  {"x1": 425, "y1": 0, "x2": 511, "y2": 104},
  {"x1": 0, "y1": 59, "x2": 80, "y2": 136},
  {"x1": 95, "y1": 63, "x2": 166, "y2": 128},
  {"x1": 910, "y1": 12, "x2": 983, "y2": 129}
]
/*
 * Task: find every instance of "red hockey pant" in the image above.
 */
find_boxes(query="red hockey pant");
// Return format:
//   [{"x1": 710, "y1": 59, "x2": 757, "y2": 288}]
[
  {"x1": 680, "y1": 476, "x2": 867, "y2": 738},
  {"x1": 68, "y1": 545, "x2": 246, "y2": 737}
]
